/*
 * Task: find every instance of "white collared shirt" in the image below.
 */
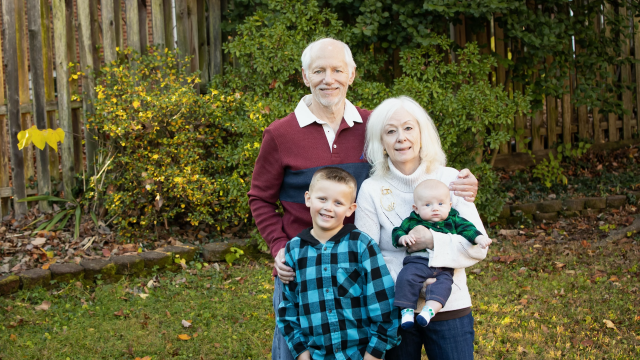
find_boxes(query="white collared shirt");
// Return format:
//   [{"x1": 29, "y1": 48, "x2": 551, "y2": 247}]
[{"x1": 294, "y1": 95, "x2": 363, "y2": 152}]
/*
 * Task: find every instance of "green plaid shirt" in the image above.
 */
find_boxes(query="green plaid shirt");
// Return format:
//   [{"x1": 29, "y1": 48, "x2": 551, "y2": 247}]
[{"x1": 392, "y1": 208, "x2": 482, "y2": 253}]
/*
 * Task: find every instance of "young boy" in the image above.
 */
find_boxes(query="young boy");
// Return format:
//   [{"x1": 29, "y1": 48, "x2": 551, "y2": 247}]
[
  {"x1": 277, "y1": 167, "x2": 399, "y2": 360},
  {"x1": 392, "y1": 179, "x2": 491, "y2": 329}
]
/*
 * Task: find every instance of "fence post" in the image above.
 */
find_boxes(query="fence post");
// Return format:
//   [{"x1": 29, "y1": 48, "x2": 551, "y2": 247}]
[
  {"x1": 208, "y1": 0, "x2": 222, "y2": 76},
  {"x1": 2, "y1": 0, "x2": 28, "y2": 217},
  {"x1": 27, "y1": 0, "x2": 52, "y2": 212},
  {"x1": 592, "y1": 5, "x2": 603, "y2": 144},
  {"x1": 77, "y1": 0, "x2": 98, "y2": 177},
  {"x1": 0, "y1": 5, "x2": 10, "y2": 216},
  {"x1": 52, "y1": 0, "x2": 76, "y2": 200},
  {"x1": 41, "y1": 0, "x2": 60, "y2": 182}
]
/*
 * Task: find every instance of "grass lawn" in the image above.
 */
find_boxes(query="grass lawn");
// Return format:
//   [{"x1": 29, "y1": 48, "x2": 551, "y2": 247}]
[{"x1": 1, "y1": 219, "x2": 639, "y2": 359}]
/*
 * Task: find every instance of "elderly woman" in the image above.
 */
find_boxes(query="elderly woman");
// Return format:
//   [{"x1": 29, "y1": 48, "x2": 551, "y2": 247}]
[{"x1": 354, "y1": 96, "x2": 488, "y2": 360}]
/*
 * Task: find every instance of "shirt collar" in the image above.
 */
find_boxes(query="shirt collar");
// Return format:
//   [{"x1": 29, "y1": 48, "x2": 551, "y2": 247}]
[
  {"x1": 294, "y1": 95, "x2": 363, "y2": 128},
  {"x1": 297, "y1": 224, "x2": 357, "y2": 247}
]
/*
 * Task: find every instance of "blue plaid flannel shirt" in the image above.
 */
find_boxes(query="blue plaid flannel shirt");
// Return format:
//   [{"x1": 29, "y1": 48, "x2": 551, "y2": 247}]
[{"x1": 277, "y1": 224, "x2": 400, "y2": 360}]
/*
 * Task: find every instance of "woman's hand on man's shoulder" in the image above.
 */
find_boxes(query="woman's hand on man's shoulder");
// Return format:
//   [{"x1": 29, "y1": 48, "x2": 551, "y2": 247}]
[{"x1": 448, "y1": 168, "x2": 478, "y2": 202}]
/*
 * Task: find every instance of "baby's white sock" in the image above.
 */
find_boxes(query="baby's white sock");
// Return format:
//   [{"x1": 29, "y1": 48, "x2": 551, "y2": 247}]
[
  {"x1": 417, "y1": 306, "x2": 435, "y2": 327},
  {"x1": 400, "y1": 308, "x2": 414, "y2": 329}
]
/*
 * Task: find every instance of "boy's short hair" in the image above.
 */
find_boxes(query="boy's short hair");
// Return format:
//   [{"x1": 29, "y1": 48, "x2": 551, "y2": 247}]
[{"x1": 309, "y1": 167, "x2": 358, "y2": 201}]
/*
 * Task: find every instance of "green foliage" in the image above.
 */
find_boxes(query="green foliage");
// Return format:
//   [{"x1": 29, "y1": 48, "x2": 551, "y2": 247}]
[
  {"x1": 90, "y1": 47, "x2": 266, "y2": 239},
  {"x1": 19, "y1": 195, "x2": 85, "y2": 240},
  {"x1": 532, "y1": 153, "x2": 567, "y2": 188},
  {"x1": 225, "y1": 247, "x2": 245, "y2": 265},
  {"x1": 532, "y1": 142, "x2": 592, "y2": 188}
]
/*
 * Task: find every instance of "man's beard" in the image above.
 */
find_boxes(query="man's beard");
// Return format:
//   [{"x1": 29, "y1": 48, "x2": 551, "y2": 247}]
[{"x1": 311, "y1": 85, "x2": 346, "y2": 108}]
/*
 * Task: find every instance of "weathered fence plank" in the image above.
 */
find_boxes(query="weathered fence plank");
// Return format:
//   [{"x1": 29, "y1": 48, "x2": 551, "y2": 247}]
[
  {"x1": 562, "y1": 77, "x2": 572, "y2": 145},
  {"x1": 63, "y1": 0, "x2": 83, "y2": 173},
  {"x1": 125, "y1": 0, "x2": 142, "y2": 53},
  {"x1": 197, "y1": 0, "x2": 209, "y2": 87},
  {"x1": 27, "y1": 0, "x2": 52, "y2": 212},
  {"x1": 152, "y1": 0, "x2": 166, "y2": 47},
  {"x1": 102, "y1": 0, "x2": 118, "y2": 63},
  {"x1": 208, "y1": 0, "x2": 222, "y2": 76},
  {"x1": 532, "y1": 110, "x2": 543, "y2": 151},
  {"x1": 620, "y1": 3, "x2": 633, "y2": 140},
  {"x1": 52, "y1": 0, "x2": 76, "y2": 200},
  {"x1": 163, "y1": 0, "x2": 175, "y2": 50},
  {"x1": 41, "y1": 0, "x2": 60, "y2": 182},
  {"x1": 16, "y1": 0, "x2": 36, "y2": 186},
  {"x1": 77, "y1": 0, "x2": 98, "y2": 176},
  {"x1": 635, "y1": 12, "x2": 640, "y2": 135},
  {"x1": 176, "y1": 0, "x2": 199, "y2": 73},
  {"x1": 0, "y1": 5, "x2": 9, "y2": 216},
  {"x1": 137, "y1": 0, "x2": 149, "y2": 51},
  {"x1": 2, "y1": 0, "x2": 28, "y2": 216}
]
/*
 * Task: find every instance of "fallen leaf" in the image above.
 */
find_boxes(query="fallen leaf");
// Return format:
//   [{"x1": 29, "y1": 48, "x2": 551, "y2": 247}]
[
  {"x1": 102, "y1": 248, "x2": 111, "y2": 257},
  {"x1": 114, "y1": 308, "x2": 124, "y2": 317},
  {"x1": 178, "y1": 334, "x2": 191, "y2": 341},
  {"x1": 193, "y1": 333, "x2": 199, "y2": 338},
  {"x1": 554, "y1": 262, "x2": 565, "y2": 268},
  {"x1": 135, "y1": 357, "x2": 152, "y2": 360},
  {"x1": 166, "y1": 310, "x2": 171, "y2": 318},
  {"x1": 182, "y1": 319, "x2": 192, "y2": 328},
  {"x1": 31, "y1": 237, "x2": 46, "y2": 246},
  {"x1": 609, "y1": 275, "x2": 619, "y2": 282},
  {"x1": 490, "y1": 276, "x2": 498, "y2": 282},
  {"x1": 581, "y1": 339, "x2": 594, "y2": 346},
  {"x1": 541, "y1": 325, "x2": 549, "y2": 333},
  {"x1": 42, "y1": 263, "x2": 50, "y2": 270},
  {"x1": 519, "y1": 298, "x2": 528, "y2": 305},
  {"x1": 603, "y1": 319, "x2": 617, "y2": 330},
  {"x1": 137, "y1": 293, "x2": 149, "y2": 299},
  {"x1": 522, "y1": 286, "x2": 531, "y2": 290},
  {"x1": 35, "y1": 300, "x2": 51, "y2": 311},
  {"x1": 10, "y1": 334, "x2": 16, "y2": 341},
  {"x1": 214, "y1": 343, "x2": 221, "y2": 348}
]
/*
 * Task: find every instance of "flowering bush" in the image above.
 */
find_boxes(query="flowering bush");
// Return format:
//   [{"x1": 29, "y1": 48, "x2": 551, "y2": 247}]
[{"x1": 90, "y1": 48, "x2": 267, "y2": 239}]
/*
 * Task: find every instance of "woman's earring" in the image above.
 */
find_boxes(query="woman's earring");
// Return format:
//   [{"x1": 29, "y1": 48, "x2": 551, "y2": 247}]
[{"x1": 383, "y1": 149, "x2": 387, "y2": 155}]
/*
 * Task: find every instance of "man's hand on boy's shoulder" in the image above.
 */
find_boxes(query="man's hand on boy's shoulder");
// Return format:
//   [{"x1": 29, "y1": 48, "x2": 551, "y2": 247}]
[
  {"x1": 297, "y1": 350, "x2": 311, "y2": 360},
  {"x1": 363, "y1": 352, "x2": 381, "y2": 360},
  {"x1": 275, "y1": 248, "x2": 295, "y2": 284}
]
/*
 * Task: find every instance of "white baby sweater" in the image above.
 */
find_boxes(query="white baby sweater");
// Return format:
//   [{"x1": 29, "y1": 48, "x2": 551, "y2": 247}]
[{"x1": 354, "y1": 160, "x2": 488, "y2": 312}]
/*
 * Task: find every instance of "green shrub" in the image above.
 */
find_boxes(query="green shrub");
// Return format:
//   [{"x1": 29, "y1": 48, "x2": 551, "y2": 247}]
[{"x1": 90, "y1": 47, "x2": 266, "y2": 239}]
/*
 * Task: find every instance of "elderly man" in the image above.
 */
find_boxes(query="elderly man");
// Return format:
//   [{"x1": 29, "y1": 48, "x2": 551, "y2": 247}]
[{"x1": 248, "y1": 38, "x2": 478, "y2": 360}]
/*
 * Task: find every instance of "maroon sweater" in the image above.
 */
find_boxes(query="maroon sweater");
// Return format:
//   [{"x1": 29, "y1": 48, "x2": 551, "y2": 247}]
[{"x1": 248, "y1": 108, "x2": 373, "y2": 263}]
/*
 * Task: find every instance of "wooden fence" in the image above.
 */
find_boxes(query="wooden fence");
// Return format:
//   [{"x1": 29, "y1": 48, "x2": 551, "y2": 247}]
[
  {"x1": 0, "y1": 0, "x2": 222, "y2": 217},
  {"x1": 451, "y1": 8, "x2": 640, "y2": 169},
  {"x1": 1, "y1": 1, "x2": 639, "y2": 219}
]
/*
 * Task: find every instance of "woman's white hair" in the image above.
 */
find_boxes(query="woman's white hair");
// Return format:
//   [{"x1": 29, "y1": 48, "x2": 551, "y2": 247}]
[
  {"x1": 365, "y1": 96, "x2": 447, "y2": 177},
  {"x1": 300, "y1": 38, "x2": 356, "y2": 76}
]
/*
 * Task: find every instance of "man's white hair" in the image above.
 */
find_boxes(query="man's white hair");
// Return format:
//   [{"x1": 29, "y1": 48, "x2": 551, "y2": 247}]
[
  {"x1": 365, "y1": 96, "x2": 447, "y2": 177},
  {"x1": 300, "y1": 38, "x2": 357, "y2": 76}
]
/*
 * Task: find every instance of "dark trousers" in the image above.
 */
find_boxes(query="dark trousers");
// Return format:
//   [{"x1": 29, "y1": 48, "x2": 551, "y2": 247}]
[
  {"x1": 394, "y1": 256, "x2": 454, "y2": 309},
  {"x1": 385, "y1": 312, "x2": 475, "y2": 360}
]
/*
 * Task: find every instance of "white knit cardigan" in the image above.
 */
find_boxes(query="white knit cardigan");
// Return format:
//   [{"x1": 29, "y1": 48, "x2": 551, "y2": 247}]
[{"x1": 354, "y1": 160, "x2": 488, "y2": 312}]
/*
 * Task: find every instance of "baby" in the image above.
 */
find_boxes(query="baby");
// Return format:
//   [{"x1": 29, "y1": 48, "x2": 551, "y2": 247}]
[{"x1": 392, "y1": 179, "x2": 491, "y2": 329}]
